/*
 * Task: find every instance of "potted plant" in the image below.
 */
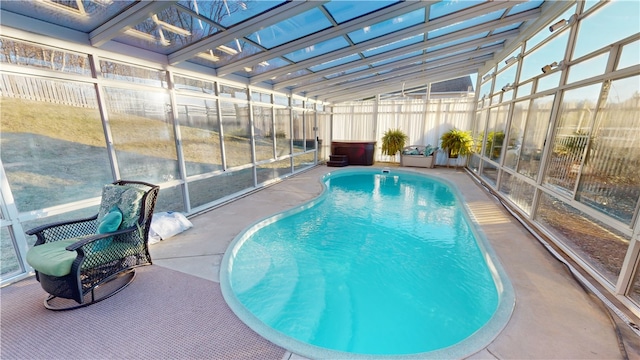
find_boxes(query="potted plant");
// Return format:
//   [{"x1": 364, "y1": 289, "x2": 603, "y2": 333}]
[
  {"x1": 381, "y1": 128, "x2": 408, "y2": 162},
  {"x1": 485, "y1": 130, "x2": 505, "y2": 159},
  {"x1": 440, "y1": 128, "x2": 473, "y2": 165}
]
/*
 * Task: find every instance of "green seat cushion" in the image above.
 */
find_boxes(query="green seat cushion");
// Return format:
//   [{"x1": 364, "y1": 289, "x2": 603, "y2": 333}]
[
  {"x1": 27, "y1": 238, "x2": 141, "y2": 277},
  {"x1": 26, "y1": 239, "x2": 81, "y2": 277}
]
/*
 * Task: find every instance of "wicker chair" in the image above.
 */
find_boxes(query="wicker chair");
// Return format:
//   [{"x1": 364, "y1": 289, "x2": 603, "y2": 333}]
[{"x1": 26, "y1": 180, "x2": 159, "y2": 310}]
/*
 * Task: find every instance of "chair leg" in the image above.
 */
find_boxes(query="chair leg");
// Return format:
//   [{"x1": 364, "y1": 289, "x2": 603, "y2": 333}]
[{"x1": 44, "y1": 269, "x2": 137, "y2": 311}]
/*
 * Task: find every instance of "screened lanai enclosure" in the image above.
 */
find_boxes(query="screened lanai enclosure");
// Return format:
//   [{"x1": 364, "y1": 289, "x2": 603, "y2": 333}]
[{"x1": 1, "y1": 0, "x2": 640, "y2": 320}]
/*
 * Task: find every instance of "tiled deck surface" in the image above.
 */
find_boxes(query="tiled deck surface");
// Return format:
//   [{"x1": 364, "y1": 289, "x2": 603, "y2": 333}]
[{"x1": 150, "y1": 165, "x2": 639, "y2": 359}]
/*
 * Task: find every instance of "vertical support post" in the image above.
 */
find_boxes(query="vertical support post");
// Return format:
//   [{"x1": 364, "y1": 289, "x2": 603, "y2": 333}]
[
  {"x1": 90, "y1": 54, "x2": 120, "y2": 181},
  {"x1": 247, "y1": 86, "x2": 257, "y2": 187},
  {"x1": 167, "y1": 70, "x2": 191, "y2": 213},
  {"x1": 215, "y1": 82, "x2": 227, "y2": 171},
  {"x1": 271, "y1": 93, "x2": 277, "y2": 159}
]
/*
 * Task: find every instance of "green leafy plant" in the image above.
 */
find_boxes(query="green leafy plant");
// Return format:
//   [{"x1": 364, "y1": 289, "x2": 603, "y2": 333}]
[
  {"x1": 485, "y1": 131, "x2": 505, "y2": 159},
  {"x1": 381, "y1": 128, "x2": 408, "y2": 158},
  {"x1": 440, "y1": 128, "x2": 474, "y2": 158}
]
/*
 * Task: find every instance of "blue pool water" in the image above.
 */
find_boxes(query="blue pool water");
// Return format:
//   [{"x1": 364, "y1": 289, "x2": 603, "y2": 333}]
[{"x1": 221, "y1": 169, "x2": 514, "y2": 358}]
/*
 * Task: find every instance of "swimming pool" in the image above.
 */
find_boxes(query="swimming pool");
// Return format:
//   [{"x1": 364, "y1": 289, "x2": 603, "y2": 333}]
[{"x1": 220, "y1": 168, "x2": 514, "y2": 359}]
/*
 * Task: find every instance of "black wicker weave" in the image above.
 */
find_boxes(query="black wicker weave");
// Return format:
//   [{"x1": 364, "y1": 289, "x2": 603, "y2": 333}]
[{"x1": 26, "y1": 180, "x2": 159, "y2": 310}]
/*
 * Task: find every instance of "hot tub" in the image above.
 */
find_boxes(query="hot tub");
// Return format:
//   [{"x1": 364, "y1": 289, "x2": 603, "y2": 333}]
[{"x1": 330, "y1": 141, "x2": 376, "y2": 165}]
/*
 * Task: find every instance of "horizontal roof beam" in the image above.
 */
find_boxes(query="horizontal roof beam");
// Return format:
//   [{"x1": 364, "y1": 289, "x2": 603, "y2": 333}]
[
  {"x1": 297, "y1": 48, "x2": 497, "y2": 95},
  {"x1": 90, "y1": 1, "x2": 177, "y2": 47},
  {"x1": 305, "y1": 55, "x2": 491, "y2": 98},
  {"x1": 285, "y1": 33, "x2": 513, "y2": 93},
  {"x1": 228, "y1": 0, "x2": 519, "y2": 78},
  {"x1": 322, "y1": 64, "x2": 480, "y2": 103},
  {"x1": 324, "y1": 68, "x2": 479, "y2": 103},
  {"x1": 317, "y1": 61, "x2": 484, "y2": 101},
  {"x1": 251, "y1": 6, "x2": 537, "y2": 85},
  {"x1": 216, "y1": 0, "x2": 430, "y2": 76},
  {"x1": 168, "y1": 1, "x2": 327, "y2": 65}
]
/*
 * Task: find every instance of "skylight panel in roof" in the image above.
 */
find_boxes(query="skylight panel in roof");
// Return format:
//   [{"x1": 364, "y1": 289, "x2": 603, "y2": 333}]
[
  {"x1": 0, "y1": 0, "x2": 136, "y2": 32},
  {"x1": 506, "y1": 0, "x2": 544, "y2": 16},
  {"x1": 188, "y1": 39, "x2": 262, "y2": 67},
  {"x1": 177, "y1": 0, "x2": 286, "y2": 28},
  {"x1": 428, "y1": 9, "x2": 505, "y2": 39},
  {"x1": 480, "y1": 40, "x2": 505, "y2": 49},
  {"x1": 492, "y1": 23, "x2": 522, "y2": 35},
  {"x1": 245, "y1": 8, "x2": 332, "y2": 49},
  {"x1": 429, "y1": 0, "x2": 486, "y2": 20},
  {"x1": 361, "y1": 34, "x2": 424, "y2": 58},
  {"x1": 382, "y1": 61, "x2": 422, "y2": 73},
  {"x1": 338, "y1": 72, "x2": 376, "y2": 83},
  {"x1": 377, "y1": 59, "x2": 423, "y2": 75},
  {"x1": 347, "y1": 8, "x2": 425, "y2": 44},
  {"x1": 427, "y1": 48, "x2": 476, "y2": 62},
  {"x1": 323, "y1": 0, "x2": 399, "y2": 24},
  {"x1": 283, "y1": 37, "x2": 350, "y2": 63},
  {"x1": 231, "y1": 71, "x2": 250, "y2": 79},
  {"x1": 427, "y1": 32, "x2": 488, "y2": 52},
  {"x1": 343, "y1": 65, "x2": 371, "y2": 74},
  {"x1": 270, "y1": 69, "x2": 312, "y2": 83},
  {"x1": 269, "y1": 69, "x2": 324, "y2": 87},
  {"x1": 425, "y1": 59, "x2": 467, "y2": 72},
  {"x1": 376, "y1": 68, "x2": 395, "y2": 76},
  {"x1": 272, "y1": 74, "x2": 316, "y2": 88},
  {"x1": 245, "y1": 57, "x2": 290, "y2": 75},
  {"x1": 117, "y1": 6, "x2": 215, "y2": 54},
  {"x1": 370, "y1": 50, "x2": 423, "y2": 67},
  {"x1": 309, "y1": 54, "x2": 361, "y2": 72},
  {"x1": 293, "y1": 76, "x2": 328, "y2": 89},
  {"x1": 214, "y1": 39, "x2": 263, "y2": 65},
  {"x1": 325, "y1": 65, "x2": 370, "y2": 79}
]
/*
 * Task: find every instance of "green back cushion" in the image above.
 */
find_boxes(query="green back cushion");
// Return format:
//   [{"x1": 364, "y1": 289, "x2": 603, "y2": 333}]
[
  {"x1": 97, "y1": 184, "x2": 146, "y2": 229},
  {"x1": 93, "y1": 207, "x2": 123, "y2": 251}
]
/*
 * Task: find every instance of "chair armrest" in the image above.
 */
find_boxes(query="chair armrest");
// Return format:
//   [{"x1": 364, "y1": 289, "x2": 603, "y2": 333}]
[
  {"x1": 66, "y1": 226, "x2": 144, "y2": 273},
  {"x1": 26, "y1": 215, "x2": 99, "y2": 246},
  {"x1": 65, "y1": 226, "x2": 139, "y2": 251}
]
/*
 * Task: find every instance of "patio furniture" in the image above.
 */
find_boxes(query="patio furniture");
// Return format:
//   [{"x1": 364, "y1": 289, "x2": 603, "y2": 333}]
[
  {"x1": 401, "y1": 145, "x2": 437, "y2": 168},
  {"x1": 25, "y1": 180, "x2": 159, "y2": 310}
]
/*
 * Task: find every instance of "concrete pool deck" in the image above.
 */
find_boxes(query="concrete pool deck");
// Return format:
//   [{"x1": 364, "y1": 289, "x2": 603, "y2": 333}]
[{"x1": 150, "y1": 165, "x2": 639, "y2": 359}]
